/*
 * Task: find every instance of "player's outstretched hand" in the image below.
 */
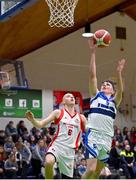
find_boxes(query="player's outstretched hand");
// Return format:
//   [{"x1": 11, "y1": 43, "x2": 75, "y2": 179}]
[
  {"x1": 25, "y1": 111, "x2": 34, "y2": 121},
  {"x1": 117, "y1": 59, "x2": 126, "y2": 73}
]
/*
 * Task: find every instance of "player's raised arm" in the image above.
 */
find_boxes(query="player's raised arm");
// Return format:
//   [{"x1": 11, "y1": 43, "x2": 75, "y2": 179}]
[
  {"x1": 25, "y1": 109, "x2": 61, "y2": 128},
  {"x1": 88, "y1": 38, "x2": 98, "y2": 97},
  {"x1": 114, "y1": 59, "x2": 126, "y2": 107}
]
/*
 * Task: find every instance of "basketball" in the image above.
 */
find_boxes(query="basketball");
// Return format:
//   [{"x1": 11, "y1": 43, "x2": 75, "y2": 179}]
[{"x1": 93, "y1": 29, "x2": 111, "y2": 48}]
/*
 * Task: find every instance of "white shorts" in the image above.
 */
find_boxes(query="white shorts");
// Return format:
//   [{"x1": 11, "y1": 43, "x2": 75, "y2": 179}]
[
  {"x1": 47, "y1": 142, "x2": 75, "y2": 178},
  {"x1": 84, "y1": 129, "x2": 112, "y2": 162}
]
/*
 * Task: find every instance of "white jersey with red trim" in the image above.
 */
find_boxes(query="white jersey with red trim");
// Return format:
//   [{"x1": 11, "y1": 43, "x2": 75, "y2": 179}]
[{"x1": 51, "y1": 109, "x2": 83, "y2": 149}]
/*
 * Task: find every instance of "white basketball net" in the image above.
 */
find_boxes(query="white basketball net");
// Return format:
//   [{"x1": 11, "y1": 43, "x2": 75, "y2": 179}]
[{"x1": 45, "y1": 0, "x2": 79, "y2": 28}]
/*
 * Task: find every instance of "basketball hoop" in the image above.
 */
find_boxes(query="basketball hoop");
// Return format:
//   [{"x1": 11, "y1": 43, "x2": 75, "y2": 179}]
[
  {"x1": 45, "y1": 0, "x2": 79, "y2": 28},
  {"x1": 0, "y1": 71, "x2": 10, "y2": 90}
]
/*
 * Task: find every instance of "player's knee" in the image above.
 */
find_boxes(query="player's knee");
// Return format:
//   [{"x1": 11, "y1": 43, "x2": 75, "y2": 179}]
[
  {"x1": 87, "y1": 159, "x2": 98, "y2": 173},
  {"x1": 45, "y1": 153, "x2": 55, "y2": 166},
  {"x1": 89, "y1": 167, "x2": 96, "y2": 173},
  {"x1": 85, "y1": 164, "x2": 97, "y2": 174}
]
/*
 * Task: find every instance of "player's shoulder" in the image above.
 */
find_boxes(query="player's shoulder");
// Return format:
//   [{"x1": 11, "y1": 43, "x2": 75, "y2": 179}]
[
  {"x1": 54, "y1": 108, "x2": 65, "y2": 118},
  {"x1": 52, "y1": 109, "x2": 62, "y2": 117},
  {"x1": 90, "y1": 89, "x2": 100, "y2": 98},
  {"x1": 53, "y1": 109, "x2": 61, "y2": 112}
]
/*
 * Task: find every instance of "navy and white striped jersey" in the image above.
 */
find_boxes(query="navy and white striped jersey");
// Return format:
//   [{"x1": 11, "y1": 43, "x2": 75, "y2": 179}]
[{"x1": 87, "y1": 91, "x2": 117, "y2": 137}]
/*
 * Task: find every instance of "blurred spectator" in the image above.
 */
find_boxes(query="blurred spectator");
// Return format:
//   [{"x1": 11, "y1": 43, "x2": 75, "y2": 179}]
[
  {"x1": 122, "y1": 139, "x2": 130, "y2": 149},
  {"x1": 109, "y1": 140, "x2": 122, "y2": 170},
  {"x1": 12, "y1": 146, "x2": 22, "y2": 176},
  {"x1": 16, "y1": 138, "x2": 32, "y2": 178},
  {"x1": 123, "y1": 126, "x2": 129, "y2": 136},
  {"x1": 53, "y1": 95, "x2": 59, "y2": 110},
  {"x1": 73, "y1": 159, "x2": 80, "y2": 179},
  {"x1": 134, "y1": 145, "x2": 136, "y2": 160},
  {"x1": 48, "y1": 122, "x2": 56, "y2": 136},
  {"x1": 31, "y1": 139, "x2": 47, "y2": 178},
  {"x1": 30, "y1": 127, "x2": 37, "y2": 136},
  {"x1": 41, "y1": 127, "x2": 48, "y2": 136},
  {"x1": 5, "y1": 121, "x2": 18, "y2": 143},
  {"x1": 29, "y1": 135, "x2": 36, "y2": 151},
  {"x1": 24, "y1": 140, "x2": 31, "y2": 150},
  {"x1": 133, "y1": 145, "x2": 136, "y2": 177},
  {"x1": 114, "y1": 128, "x2": 123, "y2": 143},
  {"x1": 75, "y1": 149, "x2": 85, "y2": 166},
  {"x1": 4, "y1": 136, "x2": 15, "y2": 157},
  {"x1": 78, "y1": 158, "x2": 87, "y2": 177},
  {"x1": 34, "y1": 129, "x2": 42, "y2": 143},
  {"x1": 42, "y1": 135, "x2": 48, "y2": 145},
  {"x1": 0, "y1": 159, "x2": 4, "y2": 178},
  {"x1": 113, "y1": 125, "x2": 118, "y2": 135},
  {"x1": 4, "y1": 153, "x2": 18, "y2": 179},
  {"x1": 45, "y1": 132, "x2": 52, "y2": 145},
  {"x1": 0, "y1": 145, "x2": 6, "y2": 161},
  {"x1": 120, "y1": 144, "x2": 135, "y2": 178},
  {"x1": 130, "y1": 126, "x2": 136, "y2": 147},
  {"x1": 53, "y1": 95, "x2": 63, "y2": 110},
  {"x1": 124, "y1": 131, "x2": 131, "y2": 143},
  {"x1": 0, "y1": 145, "x2": 6, "y2": 178},
  {"x1": 22, "y1": 129, "x2": 30, "y2": 142},
  {"x1": 75, "y1": 96, "x2": 83, "y2": 114},
  {"x1": 0, "y1": 130, "x2": 6, "y2": 146},
  {"x1": 16, "y1": 120, "x2": 28, "y2": 137}
]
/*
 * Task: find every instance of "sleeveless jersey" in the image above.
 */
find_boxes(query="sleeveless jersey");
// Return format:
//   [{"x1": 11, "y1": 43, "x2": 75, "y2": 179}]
[
  {"x1": 87, "y1": 91, "x2": 117, "y2": 137},
  {"x1": 50, "y1": 108, "x2": 83, "y2": 149}
]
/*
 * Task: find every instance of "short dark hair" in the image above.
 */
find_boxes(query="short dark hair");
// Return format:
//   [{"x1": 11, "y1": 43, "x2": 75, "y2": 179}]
[{"x1": 102, "y1": 80, "x2": 116, "y2": 91}]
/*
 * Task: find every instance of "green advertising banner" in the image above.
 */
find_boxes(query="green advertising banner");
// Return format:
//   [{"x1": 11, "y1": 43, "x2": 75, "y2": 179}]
[{"x1": 0, "y1": 89, "x2": 42, "y2": 118}]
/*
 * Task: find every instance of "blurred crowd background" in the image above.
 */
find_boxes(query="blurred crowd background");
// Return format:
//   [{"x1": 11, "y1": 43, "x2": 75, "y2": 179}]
[{"x1": 0, "y1": 120, "x2": 135, "y2": 179}]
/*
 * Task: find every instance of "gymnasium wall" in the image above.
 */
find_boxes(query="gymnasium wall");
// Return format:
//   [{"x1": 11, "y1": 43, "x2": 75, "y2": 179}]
[
  {"x1": 5, "y1": 12, "x2": 134, "y2": 131},
  {"x1": 0, "y1": 89, "x2": 135, "y2": 131},
  {"x1": 0, "y1": 89, "x2": 53, "y2": 131}
]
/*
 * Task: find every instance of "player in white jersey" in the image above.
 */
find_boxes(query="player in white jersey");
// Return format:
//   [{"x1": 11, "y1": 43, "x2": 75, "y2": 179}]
[
  {"x1": 25, "y1": 93, "x2": 86, "y2": 179},
  {"x1": 82, "y1": 38, "x2": 126, "y2": 179}
]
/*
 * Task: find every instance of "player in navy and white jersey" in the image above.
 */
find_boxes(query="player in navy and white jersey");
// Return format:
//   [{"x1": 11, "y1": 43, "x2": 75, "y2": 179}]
[
  {"x1": 25, "y1": 93, "x2": 86, "y2": 179},
  {"x1": 82, "y1": 38, "x2": 126, "y2": 179}
]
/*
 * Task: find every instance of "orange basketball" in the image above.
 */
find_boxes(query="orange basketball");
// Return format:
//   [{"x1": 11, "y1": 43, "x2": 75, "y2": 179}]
[{"x1": 93, "y1": 29, "x2": 112, "y2": 48}]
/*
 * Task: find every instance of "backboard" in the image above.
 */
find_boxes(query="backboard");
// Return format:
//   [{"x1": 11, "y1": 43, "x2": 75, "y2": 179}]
[{"x1": 0, "y1": 60, "x2": 28, "y2": 90}]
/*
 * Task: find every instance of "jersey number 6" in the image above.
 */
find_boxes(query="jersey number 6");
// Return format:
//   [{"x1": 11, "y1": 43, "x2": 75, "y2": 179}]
[{"x1": 68, "y1": 129, "x2": 73, "y2": 136}]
